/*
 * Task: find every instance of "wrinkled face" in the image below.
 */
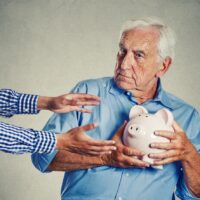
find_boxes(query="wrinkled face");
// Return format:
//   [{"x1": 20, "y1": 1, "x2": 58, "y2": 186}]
[{"x1": 114, "y1": 27, "x2": 162, "y2": 91}]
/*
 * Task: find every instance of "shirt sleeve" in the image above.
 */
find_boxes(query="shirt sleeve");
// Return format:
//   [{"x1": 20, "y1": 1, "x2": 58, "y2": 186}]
[
  {"x1": 0, "y1": 121, "x2": 56, "y2": 154},
  {"x1": 175, "y1": 109, "x2": 200, "y2": 200},
  {"x1": 0, "y1": 89, "x2": 39, "y2": 118}
]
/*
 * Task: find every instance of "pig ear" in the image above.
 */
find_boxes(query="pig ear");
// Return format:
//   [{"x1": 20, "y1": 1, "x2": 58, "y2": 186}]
[
  {"x1": 155, "y1": 108, "x2": 174, "y2": 126},
  {"x1": 129, "y1": 105, "x2": 148, "y2": 119}
]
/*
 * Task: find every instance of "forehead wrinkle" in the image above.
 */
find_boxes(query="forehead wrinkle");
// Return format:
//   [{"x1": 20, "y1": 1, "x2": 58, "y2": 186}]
[{"x1": 121, "y1": 27, "x2": 160, "y2": 54}]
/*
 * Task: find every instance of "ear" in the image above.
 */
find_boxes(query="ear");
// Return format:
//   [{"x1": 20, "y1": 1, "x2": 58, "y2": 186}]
[
  {"x1": 155, "y1": 108, "x2": 173, "y2": 126},
  {"x1": 156, "y1": 56, "x2": 172, "y2": 78},
  {"x1": 129, "y1": 105, "x2": 148, "y2": 119}
]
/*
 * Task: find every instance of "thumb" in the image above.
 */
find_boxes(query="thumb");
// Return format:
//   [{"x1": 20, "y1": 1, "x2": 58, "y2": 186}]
[
  {"x1": 112, "y1": 121, "x2": 127, "y2": 140},
  {"x1": 79, "y1": 123, "x2": 98, "y2": 132},
  {"x1": 172, "y1": 120, "x2": 183, "y2": 132}
]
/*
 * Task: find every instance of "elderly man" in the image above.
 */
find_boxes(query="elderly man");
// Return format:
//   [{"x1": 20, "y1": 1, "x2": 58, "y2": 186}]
[{"x1": 32, "y1": 18, "x2": 200, "y2": 200}]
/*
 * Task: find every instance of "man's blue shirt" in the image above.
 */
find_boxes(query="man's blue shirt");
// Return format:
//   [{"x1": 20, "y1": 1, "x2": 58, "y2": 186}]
[{"x1": 32, "y1": 77, "x2": 200, "y2": 200}]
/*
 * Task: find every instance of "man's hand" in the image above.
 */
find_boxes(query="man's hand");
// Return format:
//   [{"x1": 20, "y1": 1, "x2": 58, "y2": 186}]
[
  {"x1": 149, "y1": 121, "x2": 198, "y2": 165},
  {"x1": 101, "y1": 122, "x2": 150, "y2": 168},
  {"x1": 38, "y1": 93, "x2": 100, "y2": 113},
  {"x1": 55, "y1": 123, "x2": 116, "y2": 156},
  {"x1": 49, "y1": 122, "x2": 149, "y2": 172}
]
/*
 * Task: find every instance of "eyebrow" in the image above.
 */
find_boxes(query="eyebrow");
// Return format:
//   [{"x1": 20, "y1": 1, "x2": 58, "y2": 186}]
[
  {"x1": 119, "y1": 44, "x2": 146, "y2": 56},
  {"x1": 134, "y1": 50, "x2": 145, "y2": 55},
  {"x1": 119, "y1": 43, "x2": 125, "y2": 49}
]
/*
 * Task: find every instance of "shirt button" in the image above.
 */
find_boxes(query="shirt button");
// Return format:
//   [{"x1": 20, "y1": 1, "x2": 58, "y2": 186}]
[
  {"x1": 125, "y1": 173, "x2": 129, "y2": 177},
  {"x1": 118, "y1": 197, "x2": 122, "y2": 200}
]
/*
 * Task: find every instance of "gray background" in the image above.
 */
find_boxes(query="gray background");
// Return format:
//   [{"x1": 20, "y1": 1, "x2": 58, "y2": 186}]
[{"x1": 0, "y1": 0, "x2": 200, "y2": 199}]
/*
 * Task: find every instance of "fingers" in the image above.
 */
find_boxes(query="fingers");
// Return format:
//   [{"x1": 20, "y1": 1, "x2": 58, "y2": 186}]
[
  {"x1": 71, "y1": 142, "x2": 117, "y2": 156},
  {"x1": 153, "y1": 156, "x2": 179, "y2": 165},
  {"x1": 154, "y1": 130, "x2": 175, "y2": 140},
  {"x1": 149, "y1": 150, "x2": 178, "y2": 160},
  {"x1": 70, "y1": 106, "x2": 93, "y2": 113},
  {"x1": 150, "y1": 142, "x2": 174, "y2": 150},
  {"x1": 74, "y1": 101, "x2": 100, "y2": 106},
  {"x1": 123, "y1": 146, "x2": 144, "y2": 157},
  {"x1": 67, "y1": 93, "x2": 101, "y2": 101},
  {"x1": 66, "y1": 145, "x2": 117, "y2": 156},
  {"x1": 87, "y1": 139, "x2": 116, "y2": 146},
  {"x1": 112, "y1": 121, "x2": 127, "y2": 140},
  {"x1": 121, "y1": 156, "x2": 150, "y2": 168},
  {"x1": 82, "y1": 137, "x2": 117, "y2": 155},
  {"x1": 172, "y1": 121, "x2": 183, "y2": 132},
  {"x1": 66, "y1": 94, "x2": 100, "y2": 106},
  {"x1": 79, "y1": 123, "x2": 98, "y2": 132}
]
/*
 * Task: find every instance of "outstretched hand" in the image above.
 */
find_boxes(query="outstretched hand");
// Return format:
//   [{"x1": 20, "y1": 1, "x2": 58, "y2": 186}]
[
  {"x1": 55, "y1": 123, "x2": 116, "y2": 156},
  {"x1": 38, "y1": 93, "x2": 100, "y2": 113}
]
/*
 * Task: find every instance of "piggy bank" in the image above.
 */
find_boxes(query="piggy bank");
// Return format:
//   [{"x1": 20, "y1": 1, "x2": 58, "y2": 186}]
[{"x1": 123, "y1": 105, "x2": 174, "y2": 169}]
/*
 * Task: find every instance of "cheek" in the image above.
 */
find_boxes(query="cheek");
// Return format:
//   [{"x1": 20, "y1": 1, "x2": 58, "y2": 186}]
[{"x1": 114, "y1": 56, "x2": 123, "y2": 73}]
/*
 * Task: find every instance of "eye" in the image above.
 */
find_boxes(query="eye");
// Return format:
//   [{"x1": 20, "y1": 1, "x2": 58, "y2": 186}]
[
  {"x1": 119, "y1": 48, "x2": 127, "y2": 56},
  {"x1": 134, "y1": 51, "x2": 144, "y2": 60}
]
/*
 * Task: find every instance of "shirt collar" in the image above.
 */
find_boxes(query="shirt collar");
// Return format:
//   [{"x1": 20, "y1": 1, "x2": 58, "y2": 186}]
[{"x1": 109, "y1": 78, "x2": 175, "y2": 110}]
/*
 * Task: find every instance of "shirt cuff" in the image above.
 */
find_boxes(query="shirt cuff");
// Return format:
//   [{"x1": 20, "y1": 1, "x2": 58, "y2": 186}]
[
  {"x1": 176, "y1": 180, "x2": 200, "y2": 200},
  {"x1": 33, "y1": 131, "x2": 56, "y2": 154},
  {"x1": 17, "y1": 93, "x2": 39, "y2": 114}
]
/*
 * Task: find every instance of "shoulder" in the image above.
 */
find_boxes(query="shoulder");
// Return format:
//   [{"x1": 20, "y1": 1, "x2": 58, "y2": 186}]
[
  {"x1": 165, "y1": 91, "x2": 198, "y2": 115},
  {"x1": 71, "y1": 77, "x2": 113, "y2": 94}
]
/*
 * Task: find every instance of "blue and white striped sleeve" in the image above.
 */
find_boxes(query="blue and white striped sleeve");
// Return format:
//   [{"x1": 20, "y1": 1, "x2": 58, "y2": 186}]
[
  {"x1": 0, "y1": 89, "x2": 39, "y2": 118},
  {"x1": 0, "y1": 122, "x2": 56, "y2": 154}
]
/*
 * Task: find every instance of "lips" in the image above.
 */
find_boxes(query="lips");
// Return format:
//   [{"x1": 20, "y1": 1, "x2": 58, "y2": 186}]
[{"x1": 117, "y1": 72, "x2": 132, "y2": 79}]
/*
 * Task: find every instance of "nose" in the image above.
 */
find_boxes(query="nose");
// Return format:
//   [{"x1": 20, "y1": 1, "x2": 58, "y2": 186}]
[
  {"x1": 120, "y1": 52, "x2": 136, "y2": 70},
  {"x1": 128, "y1": 125, "x2": 141, "y2": 136}
]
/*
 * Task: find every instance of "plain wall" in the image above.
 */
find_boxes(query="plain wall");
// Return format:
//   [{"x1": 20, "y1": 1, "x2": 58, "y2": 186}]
[{"x1": 0, "y1": 0, "x2": 200, "y2": 199}]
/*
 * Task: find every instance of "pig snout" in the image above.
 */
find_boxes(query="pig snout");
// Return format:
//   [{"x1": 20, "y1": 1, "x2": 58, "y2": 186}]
[{"x1": 128, "y1": 124, "x2": 144, "y2": 136}]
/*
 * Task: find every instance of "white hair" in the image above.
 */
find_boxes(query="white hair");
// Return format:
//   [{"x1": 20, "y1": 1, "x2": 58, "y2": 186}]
[{"x1": 119, "y1": 17, "x2": 176, "y2": 61}]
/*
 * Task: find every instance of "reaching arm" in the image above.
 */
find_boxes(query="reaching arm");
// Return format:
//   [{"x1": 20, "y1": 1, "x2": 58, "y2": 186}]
[
  {"x1": 0, "y1": 88, "x2": 101, "y2": 117},
  {"x1": 0, "y1": 89, "x2": 115, "y2": 155},
  {"x1": 0, "y1": 89, "x2": 38, "y2": 117},
  {"x1": 0, "y1": 121, "x2": 56, "y2": 154}
]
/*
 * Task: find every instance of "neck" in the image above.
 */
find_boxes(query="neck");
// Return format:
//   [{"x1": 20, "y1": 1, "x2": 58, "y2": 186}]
[{"x1": 129, "y1": 79, "x2": 158, "y2": 104}]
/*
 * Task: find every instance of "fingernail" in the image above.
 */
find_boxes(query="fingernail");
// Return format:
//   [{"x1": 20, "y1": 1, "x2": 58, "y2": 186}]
[
  {"x1": 148, "y1": 154, "x2": 152, "y2": 158},
  {"x1": 111, "y1": 140, "x2": 116, "y2": 144},
  {"x1": 154, "y1": 131, "x2": 159, "y2": 135},
  {"x1": 111, "y1": 147, "x2": 117, "y2": 150},
  {"x1": 150, "y1": 144, "x2": 155, "y2": 148},
  {"x1": 145, "y1": 163, "x2": 150, "y2": 167}
]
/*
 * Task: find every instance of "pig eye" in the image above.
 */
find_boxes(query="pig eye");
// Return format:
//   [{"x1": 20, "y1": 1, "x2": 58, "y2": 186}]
[{"x1": 145, "y1": 115, "x2": 148, "y2": 117}]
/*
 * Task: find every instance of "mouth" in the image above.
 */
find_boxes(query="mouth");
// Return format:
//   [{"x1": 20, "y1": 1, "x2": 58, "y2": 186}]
[{"x1": 116, "y1": 73, "x2": 132, "y2": 79}]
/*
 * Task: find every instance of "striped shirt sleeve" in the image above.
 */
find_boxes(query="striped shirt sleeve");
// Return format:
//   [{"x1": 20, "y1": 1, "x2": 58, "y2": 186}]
[
  {"x1": 0, "y1": 122, "x2": 56, "y2": 154},
  {"x1": 0, "y1": 89, "x2": 39, "y2": 118}
]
